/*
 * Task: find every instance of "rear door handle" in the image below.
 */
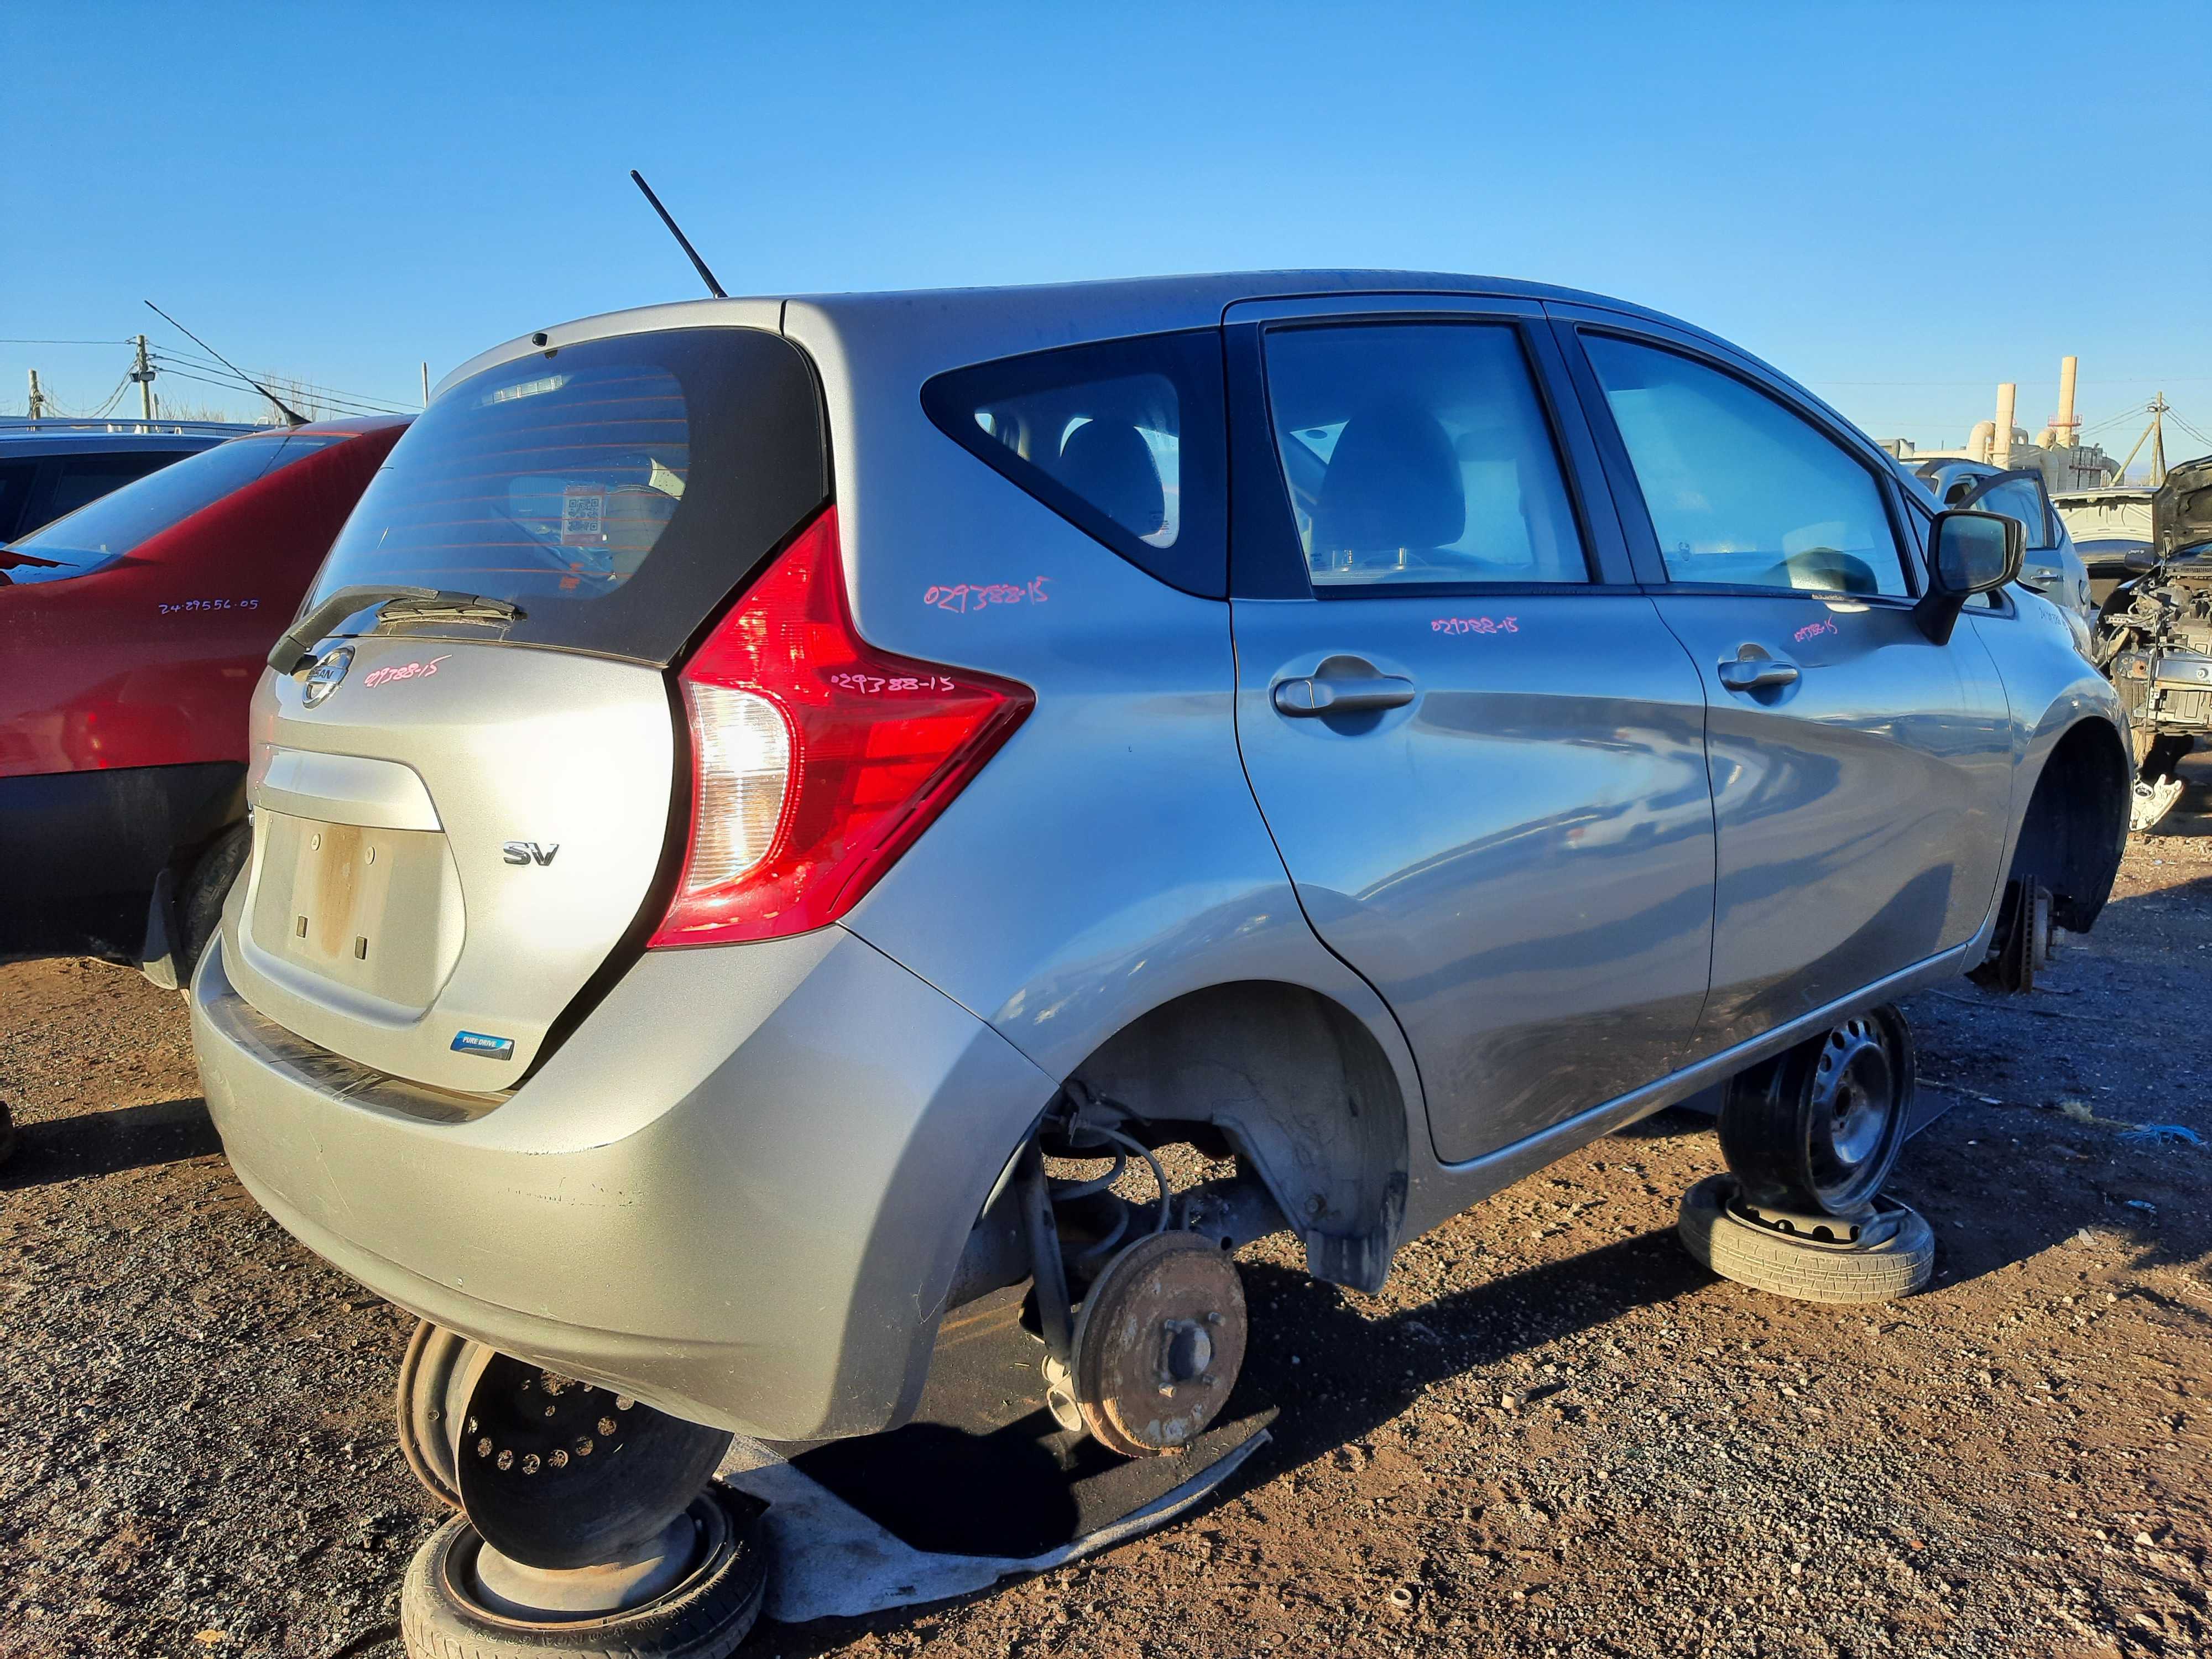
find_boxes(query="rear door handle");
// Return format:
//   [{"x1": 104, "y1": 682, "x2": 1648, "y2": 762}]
[
  {"x1": 1717, "y1": 655, "x2": 1800, "y2": 693},
  {"x1": 1272, "y1": 674, "x2": 1417, "y2": 716}
]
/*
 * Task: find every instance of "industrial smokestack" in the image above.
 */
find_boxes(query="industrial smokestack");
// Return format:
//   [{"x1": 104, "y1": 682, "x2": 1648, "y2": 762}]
[
  {"x1": 2056, "y1": 356, "x2": 2078, "y2": 435},
  {"x1": 1993, "y1": 383, "x2": 2017, "y2": 467}
]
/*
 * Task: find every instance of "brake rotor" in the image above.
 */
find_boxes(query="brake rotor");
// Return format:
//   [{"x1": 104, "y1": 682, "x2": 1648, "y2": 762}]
[
  {"x1": 1070, "y1": 1230, "x2": 1246, "y2": 1457},
  {"x1": 453, "y1": 1352, "x2": 734, "y2": 1570}
]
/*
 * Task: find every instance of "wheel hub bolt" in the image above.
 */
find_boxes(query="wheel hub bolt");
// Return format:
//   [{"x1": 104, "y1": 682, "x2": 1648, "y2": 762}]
[{"x1": 598, "y1": 1416, "x2": 619, "y2": 1437}]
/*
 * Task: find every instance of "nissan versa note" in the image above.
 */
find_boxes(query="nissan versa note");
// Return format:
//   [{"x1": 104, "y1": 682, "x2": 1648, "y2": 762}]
[{"x1": 191, "y1": 272, "x2": 2130, "y2": 1650}]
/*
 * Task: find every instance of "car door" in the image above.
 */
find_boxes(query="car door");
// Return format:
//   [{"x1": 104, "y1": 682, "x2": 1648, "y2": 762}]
[
  {"x1": 1548, "y1": 305, "x2": 2014, "y2": 1054},
  {"x1": 1955, "y1": 468, "x2": 2089, "y2": 619},
  {"x1": 1225, "y1": 296, "x2": 1717, "y2": 1166}
]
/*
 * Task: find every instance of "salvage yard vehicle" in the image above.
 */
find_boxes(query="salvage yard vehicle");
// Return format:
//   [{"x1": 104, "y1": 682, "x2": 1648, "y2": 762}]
[
  {"x1": 2054, "y1": 483, "x2": 2158, "y2": 612},
  {"x1": 2097, "y1": 453, "x2": 2212, "y2": 830},
  {"x1": 0, "y1": 416, "x2": 409, "y2": 969},
  {"x1": 1903, "y1": 455, "x2": 2095, "y2": 627},
  {"x1": 0, "y1": 416, "x2": 257, "y2": 543},
  {"x1": 189, "y1": 272, "x2": 2131, "y2": 1655}
]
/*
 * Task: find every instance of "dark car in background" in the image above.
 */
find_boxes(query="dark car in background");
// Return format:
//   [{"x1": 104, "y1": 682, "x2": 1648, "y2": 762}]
[
  {"x1": 0, "y1": 416, "x2": 409, "y2": 971},
  {"x1": 1905, "y1": 457, "x2": 2092, "y2": 627},
  {"x1": 0, "y1": 418, "x2": 260, "y2": 542},
  {"x1": 2054, "y1": 484, "x2": 2158, "y2": 613}
]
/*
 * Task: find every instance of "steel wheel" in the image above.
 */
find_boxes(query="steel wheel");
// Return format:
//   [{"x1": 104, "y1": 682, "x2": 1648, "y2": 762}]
[
  {"x1": 1719, "y1": 1003, "x2": 1916, "y2": 1218},
  {"x1": 454, "y1": 1353, "x2": 735, "y2": 1571}
]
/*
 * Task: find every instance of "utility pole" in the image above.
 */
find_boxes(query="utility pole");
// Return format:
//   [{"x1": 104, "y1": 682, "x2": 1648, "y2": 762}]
[
  {"x1": 26, "y1": 368, "x2": 46, "y2": 419},
  {"x1": 2113, "y1": 393, "x2": 2172, "y2": 487},
  {"x1": 130, "y1": 334, "x2": 156, "y2": 421}
]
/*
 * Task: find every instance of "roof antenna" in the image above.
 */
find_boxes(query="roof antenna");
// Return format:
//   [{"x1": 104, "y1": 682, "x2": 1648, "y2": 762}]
[
  {"x1": 143, "y1": 300, "x2": 307, "y2": 426},
  {"x1": 630, "y1": 170, "x2": 728, "y2": 299}
]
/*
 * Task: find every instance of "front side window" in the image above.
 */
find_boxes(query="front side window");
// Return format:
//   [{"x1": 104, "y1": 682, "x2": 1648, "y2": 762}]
[
  {"x1": 921, "y1": 330, "x2": 1227, "y2": 597},
  {"x1": 7, "y1": 435, "x2": 336, "y2": 585},
  {"x1": 1584, "y1": 334, "x2": 1908, "y2": 597},
  {"x1": 1261, "y1": 322, "x2": 1587, "y2": 589}
]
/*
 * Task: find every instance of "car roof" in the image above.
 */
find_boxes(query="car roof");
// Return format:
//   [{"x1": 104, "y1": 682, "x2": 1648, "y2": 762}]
[
  {"x1": 0, "y1": 416, "x2": 409, "y2": 457},
  {"x1": 230, "y1": 415, "x2": 413, "y2": 440},
  {"x1": 437, "y1": 269, "x2": 1740, "y2": 399},
  {"x1": 0, "y1": 427, "x2": 249, "y2": 457}
]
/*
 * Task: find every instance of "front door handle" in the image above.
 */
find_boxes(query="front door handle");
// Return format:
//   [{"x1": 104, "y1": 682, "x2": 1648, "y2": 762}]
[
  {"x1": 1272, "y1": 674, "x2": 1417, "y2": 716},
  {"x1": 1717, "y1": 654, "x2": 1801, "y2": 693}
]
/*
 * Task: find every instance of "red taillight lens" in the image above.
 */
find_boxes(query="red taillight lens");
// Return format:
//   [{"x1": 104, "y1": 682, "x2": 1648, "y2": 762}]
[{"x1": 650, "y1": 507, "x2": 1032, "y2": 947}]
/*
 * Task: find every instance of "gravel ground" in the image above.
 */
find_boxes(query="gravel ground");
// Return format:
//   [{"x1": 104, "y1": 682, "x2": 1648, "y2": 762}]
[{"x1": 3, "y1": 759, "x2": 2208, "y2": 1659}]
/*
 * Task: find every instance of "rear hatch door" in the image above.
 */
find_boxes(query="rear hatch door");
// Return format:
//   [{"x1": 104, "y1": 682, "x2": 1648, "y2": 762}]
[{"x1": 221, "y1": 323, "x2": 827, "y2": 1090}]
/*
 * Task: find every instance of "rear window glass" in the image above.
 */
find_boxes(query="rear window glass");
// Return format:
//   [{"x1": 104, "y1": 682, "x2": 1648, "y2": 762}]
[
  {"x1": 307, "y1": 328, "x2": 826, "y2": 664},
  {"x1": 45, "y1": 451, "x2": 181, "y2": 521},
  {"x1": 921, "y1": 330, "x2": 1227, "y2": 597},
  {"x1": 8, "y1": 435, "x2": 336, "y2": 584}
]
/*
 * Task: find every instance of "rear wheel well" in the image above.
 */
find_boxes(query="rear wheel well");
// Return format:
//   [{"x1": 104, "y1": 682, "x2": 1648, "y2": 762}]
[
  {"x1": 2012, "y1": 719, "x2": 2129, "y2": 933},
  {"x1": 1067, "y1": 981, "x2": 1410, "y2": 1293}
]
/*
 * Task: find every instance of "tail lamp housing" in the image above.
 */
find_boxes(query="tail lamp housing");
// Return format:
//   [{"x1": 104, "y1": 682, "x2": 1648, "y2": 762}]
[{"x1": 650, "y1": 507, "x2": 1032, "y2": 947}]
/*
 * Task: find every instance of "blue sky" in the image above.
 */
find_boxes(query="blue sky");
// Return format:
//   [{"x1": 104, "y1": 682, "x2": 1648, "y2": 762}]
[{"x1": 8, "y1": 3, "x2": 2209, "y2": 466}]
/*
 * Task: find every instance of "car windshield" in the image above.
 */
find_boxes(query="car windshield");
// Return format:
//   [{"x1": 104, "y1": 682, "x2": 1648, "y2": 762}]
[{"x1": 6, "y1": 433, "x2": 338, "y2": 583}]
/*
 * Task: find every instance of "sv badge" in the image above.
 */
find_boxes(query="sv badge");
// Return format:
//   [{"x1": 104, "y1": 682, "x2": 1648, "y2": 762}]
[{"x1": 502, "y1": 841, "x2": 560, "y2": 867}]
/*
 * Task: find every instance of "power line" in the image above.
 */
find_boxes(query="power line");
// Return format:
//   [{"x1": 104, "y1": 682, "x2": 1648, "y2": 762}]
[
  {"x1": 149, "y1": 347, "x2": 419, "y2": 414},
  {"x1": 0, "y1": 337, "x2": 132, "y2": 347},
  {"x1": 146, "y1": 353, "x2": 417, "y2": 419}
]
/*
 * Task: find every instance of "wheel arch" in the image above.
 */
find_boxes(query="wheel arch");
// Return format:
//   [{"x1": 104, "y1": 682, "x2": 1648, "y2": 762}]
[
  {"x1": 1066, "y1": 978, "x2": 1411, "y2": 1293},
  {"x1": 2011, "y1": 714, "x2": 2130, "y2": 933}
]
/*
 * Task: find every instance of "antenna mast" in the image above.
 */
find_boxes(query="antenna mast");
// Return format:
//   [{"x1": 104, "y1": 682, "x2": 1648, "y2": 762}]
[
  {"x1": 629, "y1": 170, "x2": 728, "y2": 299},
  {"x1": 142, "y1": 300, "x2": 307, "y2": 426}
]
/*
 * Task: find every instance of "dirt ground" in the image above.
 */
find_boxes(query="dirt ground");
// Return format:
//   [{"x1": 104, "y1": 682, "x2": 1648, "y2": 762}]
[{"x1": 3, "y1": 761, "x2": 2208, "y2": 1659}]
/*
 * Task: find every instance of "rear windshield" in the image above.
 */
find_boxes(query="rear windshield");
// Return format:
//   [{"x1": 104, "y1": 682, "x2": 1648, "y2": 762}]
[
  {"x1": 306, "y1": 328, "x2": 827, "y2": 664},
  {"x1": 9, "y1": 434, "x2": 336, "y2": 582}
]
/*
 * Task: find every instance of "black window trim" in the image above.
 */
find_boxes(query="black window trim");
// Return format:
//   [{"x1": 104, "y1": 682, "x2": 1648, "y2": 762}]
[
  {"x1": 919, "y1": 326, "x2": 1230, "y2": 601},
  {"x1": 1229, "y1": 309, "x2": 1629, "y2": 602},
  {"x1": 1554, "y1": 317, "x2": 1927, "y2": 605}
]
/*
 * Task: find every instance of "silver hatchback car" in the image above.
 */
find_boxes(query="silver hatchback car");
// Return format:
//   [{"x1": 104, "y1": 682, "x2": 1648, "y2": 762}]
[{"x1": 191, "y1": 270, "x2": 2128, "y2": 1614}]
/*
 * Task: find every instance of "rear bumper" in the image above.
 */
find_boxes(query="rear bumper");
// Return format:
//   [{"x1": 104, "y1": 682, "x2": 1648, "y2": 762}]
[{"x1": 190, "y1": 924, "x2": 1053, "y2": 1441}]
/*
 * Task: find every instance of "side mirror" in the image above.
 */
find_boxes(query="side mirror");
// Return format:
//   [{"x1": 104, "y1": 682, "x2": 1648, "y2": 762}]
[{"x1": 1916, "y1": 509, "x2": 2025, "y2": 644}]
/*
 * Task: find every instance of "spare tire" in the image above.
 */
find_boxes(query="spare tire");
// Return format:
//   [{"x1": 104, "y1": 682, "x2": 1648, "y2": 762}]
[
  {"x1": 1679, "y1": 1173, "x2": 1933, "y2": 1304},
  {"x1": 400, "y1": 1483, "x2": 767, "y2": 1659}
]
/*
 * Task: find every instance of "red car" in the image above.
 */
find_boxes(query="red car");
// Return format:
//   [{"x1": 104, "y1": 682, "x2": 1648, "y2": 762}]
[{"x1": 0, "y1": 416, "x2": 409, "y2": 972}]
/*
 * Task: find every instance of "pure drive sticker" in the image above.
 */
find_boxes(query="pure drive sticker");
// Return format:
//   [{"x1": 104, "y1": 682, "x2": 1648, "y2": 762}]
[{"x1": 451, "y1": 1031, "x2": 515, "y2": 1061}]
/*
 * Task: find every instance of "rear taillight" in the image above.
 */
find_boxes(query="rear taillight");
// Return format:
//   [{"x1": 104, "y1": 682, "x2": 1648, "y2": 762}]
[{"x1": 649, "y1": 507, "x2": 1032, "y2": 948}]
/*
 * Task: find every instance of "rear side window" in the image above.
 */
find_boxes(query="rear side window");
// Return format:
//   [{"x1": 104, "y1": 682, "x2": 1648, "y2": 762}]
[
  {"x1": 1259, "y1": 321, "x2": 1588, "y2": 588},
  {"x1": 1584, "y1": 333, "x2": 1908, "y2": 597},
  {"x1": 308, "y1": 328, "x2": 827, "y2": 665},
  {"x1": 921, "y1": 330, "x2": 1228, "y2": 597},
  {"x1": 9, "y1": 435, "x2": 338, "y2": 583}
]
